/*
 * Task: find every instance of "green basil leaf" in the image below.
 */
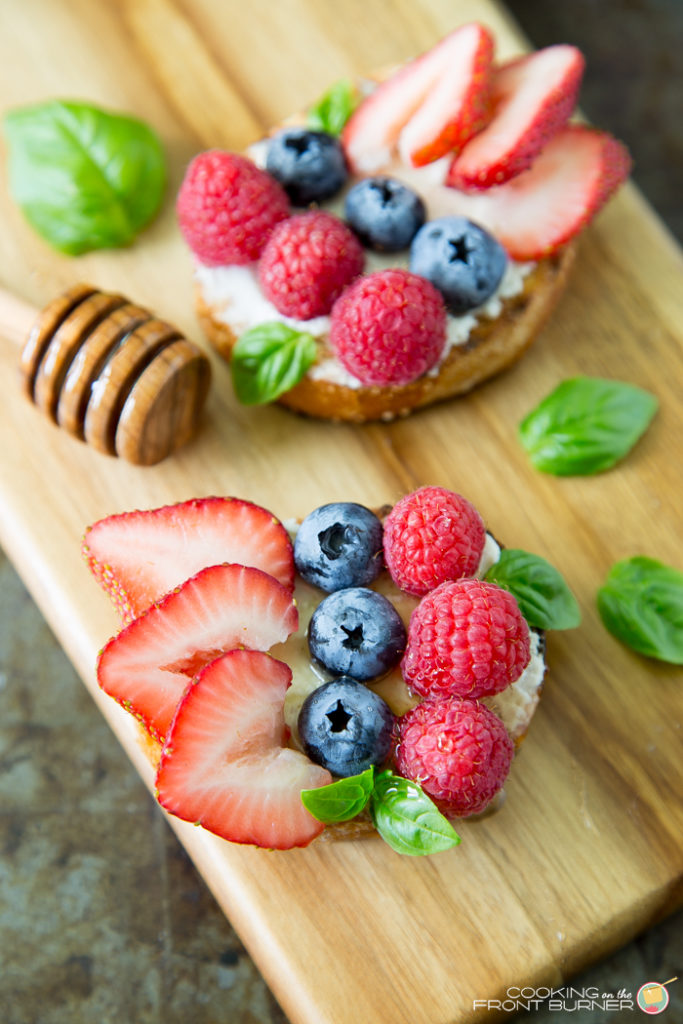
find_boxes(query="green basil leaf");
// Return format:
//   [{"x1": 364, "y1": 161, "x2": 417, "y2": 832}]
[
  {"x1": 3, "y1": 100, "x2": 166, "y2": 255},
  {"x1": 231, "y1": 322, "x2": 317, "y2": 404},
  {"x1": 485, "y1": 548, "x2": 581, "y2": 630},
  {"x1": 597, "y1": 557, "x2": 683, "y2": 664},
  {"x1": 518, "y1": 377, "x2": 658, "y2": 475},
  {"x1": 301, "y1": 767, "x2": 375, "y2": 823},
  {"x1": 370, "y1": 770, "x2": 460, "y2": 856},
  {"x1": 307, "y1": 78, "x2": 359, "y2": 136}
]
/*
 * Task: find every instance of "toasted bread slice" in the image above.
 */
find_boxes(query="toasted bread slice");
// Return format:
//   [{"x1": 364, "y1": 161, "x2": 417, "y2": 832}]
[
  {"x1": 191, "y1": 50, "x2": 579, "y2": 422},
  {"x1": 196, "y1": 244, "x2": 575, "y2": 422}
]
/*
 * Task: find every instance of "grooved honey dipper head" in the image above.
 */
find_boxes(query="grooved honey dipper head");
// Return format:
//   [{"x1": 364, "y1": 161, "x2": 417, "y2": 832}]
[{"x1": 19, "y1": 284, "x2": 211, "y2": 465}]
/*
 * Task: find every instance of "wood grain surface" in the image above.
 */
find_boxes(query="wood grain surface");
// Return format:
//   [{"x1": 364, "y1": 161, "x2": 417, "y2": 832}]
[{"x1": 0, "y1": 2, "x2": 682, "y2": 1022}]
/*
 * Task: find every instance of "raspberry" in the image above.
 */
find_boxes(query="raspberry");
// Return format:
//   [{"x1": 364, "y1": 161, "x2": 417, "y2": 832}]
[
  {"x1": 383, "y1": 486, "x2": 485, "y2": 595},
  {"x1": 395, "y1": 697, "x2": 514, "y2": 817},
  {"x1": 258, "y1": 211, "x2": 364, "y2": 319},
  {"x1": 329, "y1": 269, "x2": 446, "y2": 387},
  {"x1": 177, "y1": 150, "x2": 290, "y2": 265},
  {"x1": 401, "y1": 579, "x2": 530, "y2": 699}
]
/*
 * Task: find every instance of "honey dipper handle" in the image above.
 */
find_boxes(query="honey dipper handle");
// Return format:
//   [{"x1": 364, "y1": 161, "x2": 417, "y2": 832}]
[{"x1": 0, "y1": 285, "x2": 38, "y2": 347}]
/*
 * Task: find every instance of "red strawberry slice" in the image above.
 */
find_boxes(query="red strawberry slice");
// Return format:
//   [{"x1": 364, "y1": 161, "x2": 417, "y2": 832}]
[
  {"x1": 398, "y1": 24, "x2": 494, "y2": 167},
  {"x1": 431, "y1": 126, "x2": 630, "y2": 259},
  {"x1": 447, "y1": 45, "x2": 585, "y2": 189},
  {"x1": 156, "y1": 650, "x2": 331, "y2": 850},
  {"x1": 83, "y1": 497, "x2": 294, "y2": 623},
  {"x1": 157, "y1": 651, "x2": 333, "y2": 851},
  {"x1": 342, "y1": 23, "x2": 494, "y2": 174},
  {"x1": 97, "y1": 563, "x2": 298, "y2": 742},
  {"x1": 474, "y1": 126, "x2": 631, "y2": 259}
]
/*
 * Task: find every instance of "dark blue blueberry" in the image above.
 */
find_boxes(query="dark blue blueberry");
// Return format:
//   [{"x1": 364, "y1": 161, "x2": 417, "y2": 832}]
[
  {"x1": 294, "y1": 503, "x2": 383, "y2": 592},
  {"x1": 308, "y1": 587, "x2": 406, "y2": 682},
  {"x1": 297, "y1": 677, "x2": 394, "y2": 777},
  {"x1": 265, "y1": 128, "x2": 348, "y2": 205},
  {"x1": 344, "y1": 177, "x2": 426, "y2": 252},
  {"x1": 410, "y1": 216, "x2": 507, "y2": 314}
]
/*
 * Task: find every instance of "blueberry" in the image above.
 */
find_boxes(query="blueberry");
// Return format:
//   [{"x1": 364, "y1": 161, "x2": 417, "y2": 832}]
[
  {"x1": 294, "y1": 503, "x2": 383, "y2": 592},
  {"x1": 410, "y1": 216, "x2": 507, "y2": 314},
  {"x1": 308, "y1": 587, "x2": 406, "y2": 682},
  {"x1": 345, "y1": 177, "x2": 426, "y2": 252},
  {"x1": 531, "y1": 627, "x2": 546, "y2": 659},
  {"x1": 265, "y1": 128, "x2": 348, "y2": 205},
  {"x1": 297, "y1": 678, "x2": 394, "y2": 776}
]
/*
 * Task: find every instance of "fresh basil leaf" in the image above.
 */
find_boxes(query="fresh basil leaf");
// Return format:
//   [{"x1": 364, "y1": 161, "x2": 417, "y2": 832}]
[
  {"x1": 3, "y1": 100, "x2": 166, "y2": 255},
  {"x1": 307, "y1": 78, "x2": 359, "y2": 136},
  {"x1": 301, "y1": 767, "x2": 374, "y2": 823},
  {"x1": 370, "y1": 770, "x2": 460, "y2": 856},
  {"x1": 518, "y1": 377, "x2": 658, "y2": 475},
  {"x1": 231, "y1": 322, "x2": 317, "y2": 404},
  {"x1": 486, "y1": 548, "x2": 581, "y2": 630},
  {"x1": 597, "y1": 557, "x2": 683, "y2": 664}
]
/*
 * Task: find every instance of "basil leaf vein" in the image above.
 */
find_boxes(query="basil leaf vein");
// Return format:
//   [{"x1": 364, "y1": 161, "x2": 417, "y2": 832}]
[
  {"x1": 301, "y1": 767, "x2": 375, "y2": 823},
  {"x1": 231, "y1": 322, "x2": 317, "y2": 405},
  {"x1": 597, "y1": 556, "x2": 683, "y2": 664},
  {"x1": 486, "y1": 549, "x2": 581, "y2": 630},
  {"x1": 3, "y1": 100, "x2": 166, "y2": 255},
  {"x1": 518, "y1": 377, "x2": 658, "y2": 475},
  {"x1": 370, "y1": 770, "x2": 460, "y2": 856}
]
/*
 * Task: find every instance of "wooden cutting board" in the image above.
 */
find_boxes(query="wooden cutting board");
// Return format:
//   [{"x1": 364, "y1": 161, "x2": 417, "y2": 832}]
[{"x1": 0, "y1": 1, "x2": 681, "y2": 1021}]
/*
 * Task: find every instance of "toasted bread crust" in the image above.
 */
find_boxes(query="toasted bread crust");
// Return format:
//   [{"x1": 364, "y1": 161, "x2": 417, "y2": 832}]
[{"x1": 196, "y1": 242, "x2": 576, "y2": 422}]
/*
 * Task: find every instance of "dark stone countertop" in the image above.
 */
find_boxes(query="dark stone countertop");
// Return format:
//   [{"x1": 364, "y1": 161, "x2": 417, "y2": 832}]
[{"x1": 1, "y1": 2, "x2": 681, "y2": 1022}]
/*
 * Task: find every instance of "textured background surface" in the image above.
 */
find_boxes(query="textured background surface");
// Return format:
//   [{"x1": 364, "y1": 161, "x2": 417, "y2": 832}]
[{"x1": 1, "y1": 1, "x2": 681, "y2": 1022}]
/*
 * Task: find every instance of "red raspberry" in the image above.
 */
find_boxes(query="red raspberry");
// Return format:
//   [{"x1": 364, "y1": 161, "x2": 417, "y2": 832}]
[
  {"x1": 177, "y1": 150, "x2": 290, "y2": 266},
  {"x1": 395, "y1": 697, "x2": 514, "y2": 817},
  {"x1": 258, "y1": 211, "x2": 364, "y2": 319},
  {"x1": 401, "y1": 579, "x2": 530, "y2": 699},
  {"x1": 383, "y1": 486, "x2": 485, "y2": 596},
  {"x1": 329, "y1": 269, "x2": 446, "y2": 387}
]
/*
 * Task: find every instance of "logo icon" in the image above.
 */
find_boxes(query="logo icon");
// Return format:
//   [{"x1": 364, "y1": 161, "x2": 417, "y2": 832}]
[{"x1": 637, "y1": 977, "x2": 677, "y2": 1014}]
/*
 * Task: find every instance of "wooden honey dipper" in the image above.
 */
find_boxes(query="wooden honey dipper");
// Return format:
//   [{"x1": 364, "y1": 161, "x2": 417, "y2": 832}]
[{"x1": 0, "y1": 282, "x2": 211, "y2": 465}]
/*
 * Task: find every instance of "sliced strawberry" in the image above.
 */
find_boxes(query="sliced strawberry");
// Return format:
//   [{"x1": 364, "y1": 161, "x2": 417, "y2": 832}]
[
  {"x1": 83, "y1": 496, "x2": 294, "y2": 623},
  {"x1": 472, "y1": 126, "x2": 631, "y2": 259},
  {"x1": 398, "y1": 24, "x2": 494, "y2": 167},
  {"x1": 447, "y1": 45, "x2": 585, "y2": 189},
  {"x1": 96, "y1": 563, "x2": 298, "y2": 742},
  {"x1": 342, "y1": 24, "x2": 494, "y2": 174},
  {"x1": 156, "y1": 650, "x2": 331, "y2": 850},
  {"x1": 425, "y1": 126, "x2": 629, "y2": 259}
]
